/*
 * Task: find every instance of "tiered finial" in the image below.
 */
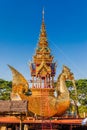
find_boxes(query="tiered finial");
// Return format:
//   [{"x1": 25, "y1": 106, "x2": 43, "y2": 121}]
[
  {"x1": 38, "y1": 8, "x2": 48, "y2": 48},
  {"x1": 30, "y1": 8, "x2": 55, "y2": 90}
]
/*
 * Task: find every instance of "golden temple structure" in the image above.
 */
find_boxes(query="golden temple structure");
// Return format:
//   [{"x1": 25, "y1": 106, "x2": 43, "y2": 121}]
[
  {"x1": 0, "y1": 9, "x2": 86, "y2": 130},
  {"x1": 30, "y1": 9, "x2": 55, "y2": 89},
  {"x1": 8, "y1": 9, "x2": 75, "y2": 117}
]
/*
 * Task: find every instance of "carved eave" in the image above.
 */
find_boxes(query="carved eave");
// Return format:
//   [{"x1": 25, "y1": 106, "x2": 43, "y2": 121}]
[
  {"x1": 36, "y1": 47, "x2": 50, "y2": 54},
  {"x1": 33, "y1": 55, "x2": 53, "y2": 65},
  {"x1": 36, "y1": 61, "x2": 51, "y2": 77}
]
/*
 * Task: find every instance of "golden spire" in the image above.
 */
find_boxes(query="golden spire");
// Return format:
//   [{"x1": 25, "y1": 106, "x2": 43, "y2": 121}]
[
  {"x1": 33, "y1": 9, "x2": 53, "y2": 65},
  {"x1": 38, "y1": 8, "x2": 48, "y2": 48},
  {"x1": 42, "y1": 8, "x2": 44, "y2": 22},
  {"x1": 31, "y1": 9, "x2": 55, "y2": 79}
]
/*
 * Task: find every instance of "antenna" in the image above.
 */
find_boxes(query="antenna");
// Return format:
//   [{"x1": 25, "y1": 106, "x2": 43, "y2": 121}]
[{"x1": 42, "y1": 8, "x2": 45, "y2": 21}]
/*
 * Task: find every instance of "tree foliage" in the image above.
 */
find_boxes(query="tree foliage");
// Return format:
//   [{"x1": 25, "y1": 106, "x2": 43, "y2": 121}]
[
  {"x1": 66, "y1": 79, "x2": 87, "y2": 116},
  {"x1": 0, "y1": 79, "x2": 12, "y2": 100},
  {"x1": 76, "y1": 79, "x2": 87, "y2": 106}
]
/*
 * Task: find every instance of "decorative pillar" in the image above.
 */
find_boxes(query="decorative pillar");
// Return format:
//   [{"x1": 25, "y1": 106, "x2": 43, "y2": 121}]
[
  {"x1": 38, "y1": 77, "x2": 40, "y2": 88},
  {"x1": 24, "y1": 124, "x2": 28, "y2": 130},
  {"x1": 40, "y1": 77, "x2": 41, "y2": 88},
  {"x1": 44, "y1": 76, "x2": 46, "y2": 88},
  {"x1": 52, "y1": 76, "x2": 54, "y2": 88},
  {"x1": 44, "y1": 78, "x2": 45, "y2": 88},
  {"x1": 45, "y1": 76, "x2": 47, "y2": 88},
  {"x1": 20, "y1": 118, "x2": 22, "y2": 130},
  {"x1": 49, "y1": 75, "x2": 50, "y2": 88},
  {"x1": 32, "y1": 76, "x2": 34, "y2": 88},
  {"x1": 36, "y1": 77, "x2": 37, "y2": 88},
  {"x1": 37, "y1": 76, "x2": 38, "y2": 88},
  {"x1": 46, "y1": 75, "x2": 48, "y2": 88},
  {"x1": 42, "y1": 79, "x2": 44, "y2": 88}
]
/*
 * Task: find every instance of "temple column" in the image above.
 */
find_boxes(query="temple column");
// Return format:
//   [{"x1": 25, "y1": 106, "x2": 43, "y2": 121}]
[
  {"x1": 44, "y1": 76, "x2": 47, "y2": 88},
  {"x1": 36, "y1": 77, "x2": 37, "y2": 88},
  {"x1": 44, "y1": 79, "x2": 45, "y2": 88},
  {"x1": 40, "y1": 78, "x2": 41, "y2": 88},
  {"x1": 37, "y1": 76, "x2": 39, "y2": 88},
  {"x1": 24, "y1": 124, "x2": 28, "y2": 130},
  {"x1": 47, "y1": 75, "x2": 49, "y2": 88},
  {"x1": 46, "y1": 76, "x2": 47, "y2": 88},
  {"x1": 39, "y1": 77, "x2": 41, "y2": 88},
  {"x1": 46, "y1": 75, "x2": 48, "y2": 88},
  {"x1": 38, "y1": 77, "x2": 40, "y2": 88},
  {"x1": 32, "y1": 76, "x2": 34, "y2": 88},
  {"x1": 44, "y1": 77, "x2": 46, "y2": 88},
  {"x1": 42, "y1": 79, "x2": 44, "y2": 88},
  {"x1": 49, "y1": 75, "x2": 50, "y2": 88},
  {"x1": 52, "y1": 76, "x2": 54, "y2": 88}
]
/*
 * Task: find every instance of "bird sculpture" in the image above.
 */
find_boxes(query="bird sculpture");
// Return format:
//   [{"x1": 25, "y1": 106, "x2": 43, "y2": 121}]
[{"x1": 8, "y1": 65, "x2": 75, "y2": 117}]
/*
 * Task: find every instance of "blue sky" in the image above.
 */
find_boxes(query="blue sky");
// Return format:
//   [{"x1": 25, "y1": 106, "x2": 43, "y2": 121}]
[{"x1": 0, "y1": 0, "x2": 87, "y2": 81}]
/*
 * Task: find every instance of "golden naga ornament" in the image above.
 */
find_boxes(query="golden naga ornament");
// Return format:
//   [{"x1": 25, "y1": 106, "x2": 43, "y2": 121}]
[{"x1": 8, "y1": 10, "x2": 76, "y2": 117}]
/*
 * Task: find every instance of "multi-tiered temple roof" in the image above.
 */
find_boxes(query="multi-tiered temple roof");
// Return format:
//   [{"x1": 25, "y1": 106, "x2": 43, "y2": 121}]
[
  {"x1": 33, "y1": 11, "x2": 53, "y2": 65},
  {"x1": 30, "y1": 9, "x2": 56, "y2": 88}
]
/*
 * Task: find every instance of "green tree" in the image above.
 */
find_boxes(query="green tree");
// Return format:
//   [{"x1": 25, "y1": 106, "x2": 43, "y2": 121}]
[
  {"x1": 66, "y1": 79, "x2": 87, "y2": 117},
  {"x1": 76, "y1": 79, "x2": 87, "y2": 115},
  {"x1": 0, "y1": 79, "x2": 12, "y2": 100},
  {"x1": 66, "y1": 80, "x2": 79, "y2": 116}
]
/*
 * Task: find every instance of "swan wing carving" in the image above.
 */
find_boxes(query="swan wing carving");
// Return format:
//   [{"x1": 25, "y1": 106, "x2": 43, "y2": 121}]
[{"x1": 8, "y1": 65, "x2": 29, "y2": 100}]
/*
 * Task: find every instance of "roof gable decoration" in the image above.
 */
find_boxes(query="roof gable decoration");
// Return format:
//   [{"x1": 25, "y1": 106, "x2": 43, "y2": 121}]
[{"x1": 36, "y1": 61, "x2": 51, "y2": 76}]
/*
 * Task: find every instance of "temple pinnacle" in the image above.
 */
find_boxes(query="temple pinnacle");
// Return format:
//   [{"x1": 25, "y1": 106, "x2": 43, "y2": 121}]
[
  {"x1": 42, "y1": 8, "x2": 44, "y2": 21},
  {"x1": 37, "y1": 8, "x2": 48, "y2": 48}
]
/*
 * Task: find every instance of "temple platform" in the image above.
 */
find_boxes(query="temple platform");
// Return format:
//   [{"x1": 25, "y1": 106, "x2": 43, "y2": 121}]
[{"x1": 0, "y1": 116, "x2": 87, "y2": 130}]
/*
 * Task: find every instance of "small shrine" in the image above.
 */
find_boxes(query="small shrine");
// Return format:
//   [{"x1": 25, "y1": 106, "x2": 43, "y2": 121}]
[{"x1": 30, "y1": 9, "x2": 56, "y2": 89}]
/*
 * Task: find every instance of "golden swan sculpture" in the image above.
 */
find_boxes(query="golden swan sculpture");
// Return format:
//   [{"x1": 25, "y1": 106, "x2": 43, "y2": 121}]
[{"x1": 8, "y1": 65, "x2": 74, "y2": 117}]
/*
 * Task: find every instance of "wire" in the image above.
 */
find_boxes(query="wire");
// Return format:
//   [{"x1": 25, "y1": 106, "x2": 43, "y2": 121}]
[{"x1": 48, "y1": 39, "x2": 85, "y2": 79}]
